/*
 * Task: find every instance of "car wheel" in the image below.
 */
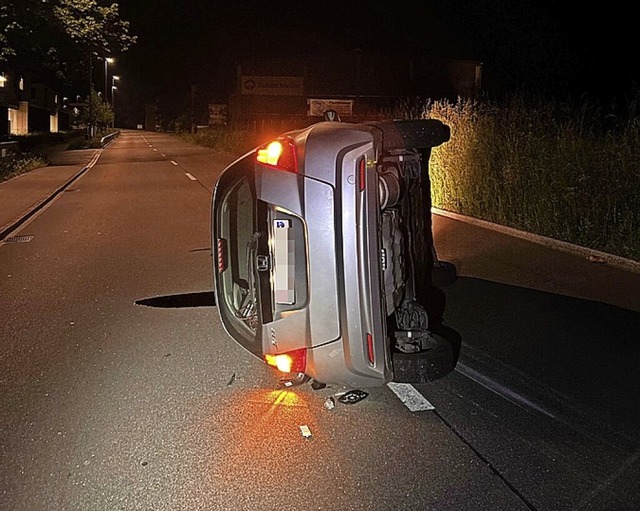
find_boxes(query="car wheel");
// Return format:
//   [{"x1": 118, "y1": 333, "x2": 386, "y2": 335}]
[{"x1": 392, "y1": 325, "x2": 461, "y2": 383}]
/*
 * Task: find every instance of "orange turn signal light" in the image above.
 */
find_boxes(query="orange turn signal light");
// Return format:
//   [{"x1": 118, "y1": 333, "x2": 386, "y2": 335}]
[{"x1": 256, "y1": 138, "x2": 298, "y2": 173}]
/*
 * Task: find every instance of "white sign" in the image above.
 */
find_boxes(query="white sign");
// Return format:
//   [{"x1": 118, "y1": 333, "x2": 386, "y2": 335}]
[
  {"x1": 208, "y1": 103, "x2": 227, "y2": 125},
  {"x1": 308, "y1": 99, "x2": 353, "y2": 117},
  {"x1": 241, "y1": 76, "x2": 304, "y2": 96}
]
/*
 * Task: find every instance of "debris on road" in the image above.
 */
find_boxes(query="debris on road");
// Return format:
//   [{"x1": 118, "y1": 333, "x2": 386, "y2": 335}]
[
  {"x1": 227, "y1": 373, "x2": 236, "y2": 385},
  {"x1": 324, "y1": 396, "x2": 336, "y2": 411},
  {"x1": 299, "y1": 425, "x2": 312, "y2": 439},
  {"x1": 337, "y1": 390, "x2": 368, "y2": 405},
  {"x1": 311, "y1": 380, "x2": 327, "y2": 390}
]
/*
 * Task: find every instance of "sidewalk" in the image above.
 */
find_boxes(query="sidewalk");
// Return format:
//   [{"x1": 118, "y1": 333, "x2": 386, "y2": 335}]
[{"x1": 0, "y1": 146, "x2": 101, "y2": 239}]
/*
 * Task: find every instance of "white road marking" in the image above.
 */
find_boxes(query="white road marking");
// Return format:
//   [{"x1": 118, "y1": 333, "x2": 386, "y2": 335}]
[
  {"x1": 387, "y1": 382, "x2": 435, "y2": 412},
  {"x1": 160, "y1": 153, "x2": 166, "y2": 157},
  {"x1": 185, "y1": 173, "x2": 197, "y2": 181},
  {"x1": 153, "y1": 148, "x2": 157, "y2": 151},
  {"x1": 170, "y1": 160, "x2": 178, "y2": 166}
]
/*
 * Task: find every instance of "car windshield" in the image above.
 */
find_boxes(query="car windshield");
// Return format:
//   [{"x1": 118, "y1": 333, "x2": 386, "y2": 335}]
[{"x1": 216, "y1": 160, "x2": 260, "y2": 345}]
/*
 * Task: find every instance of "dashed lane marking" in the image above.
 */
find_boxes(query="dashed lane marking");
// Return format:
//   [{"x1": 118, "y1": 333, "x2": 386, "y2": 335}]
[
  {"x1": 387, "y1": 382, "x2": 435, "y2": 412},
  {"x1": 170, "y1": 160, "x2": 178, "y2": 166},
  {"x1": 185, "y1": 173, "x2": 197, "y2": 181}
]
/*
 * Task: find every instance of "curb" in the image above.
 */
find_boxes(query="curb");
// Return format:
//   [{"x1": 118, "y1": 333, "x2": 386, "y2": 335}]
[
  {"x1": 432, "y1": 207, "x2": 640, "y2": 275},
  {"x1": 0, "y1": 147, "x2": 103, "y2": 240}
]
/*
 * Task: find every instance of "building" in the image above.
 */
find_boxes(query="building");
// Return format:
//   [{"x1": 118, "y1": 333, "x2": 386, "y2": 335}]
[
  {"x1": 224, "y1": 51, "x2": 482, "y2": 130},
  {"x1": 0, "y1": 70, "x2": 68, "y2": 139}
]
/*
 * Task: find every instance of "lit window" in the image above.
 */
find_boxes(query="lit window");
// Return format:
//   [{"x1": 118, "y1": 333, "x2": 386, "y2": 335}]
[
  {"x1": 0, "y1": 73, "x2": 6, "y2": 88},
  {"x1": 19, "y1": 77, "x2": 24, "y2": 90}
]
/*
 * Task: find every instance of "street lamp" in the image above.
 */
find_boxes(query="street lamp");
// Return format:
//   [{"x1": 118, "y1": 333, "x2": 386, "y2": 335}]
[
  {"x1": 111, "y1": 76, "x2": 120, "y2": 128},
  {"x1": 111, "y1": 85, "x2": 118, "y2": 128},
  {"x1": 104, "y1": 57, "x2": 114, "y2": 103}
]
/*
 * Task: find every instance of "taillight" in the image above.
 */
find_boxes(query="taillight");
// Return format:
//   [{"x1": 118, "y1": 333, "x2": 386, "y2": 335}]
[
  {"x1": 256, "y1": 138, "x2": 298, "y2": 173},
  {"x1": 264, "y1": 348, "x2": 307, "y2": 374},
  {"x1": 217, "y1": 238, "x2": 227, "y2": 273}
]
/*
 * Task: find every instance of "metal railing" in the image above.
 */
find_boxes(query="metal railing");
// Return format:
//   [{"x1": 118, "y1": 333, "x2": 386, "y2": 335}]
[{"x1": 100, "y1": 130, "x2": 120, "y2": 147}]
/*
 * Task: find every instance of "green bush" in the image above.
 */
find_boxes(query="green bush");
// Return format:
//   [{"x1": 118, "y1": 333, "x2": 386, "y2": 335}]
[
  {"x1": 1, "y1": 129, "x2": 91, "y2": 180},
  {"x1": 0, "y1": 153, "x2": 47, "y2": 183},
  {"x1": 11, "y1": 131, "x2": 66, "y2": 152}
]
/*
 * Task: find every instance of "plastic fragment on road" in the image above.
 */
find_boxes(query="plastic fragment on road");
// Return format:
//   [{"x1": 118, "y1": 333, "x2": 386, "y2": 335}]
[
  {"x1": 311, "y1": 380, "x2": 327, "y2": 390},
  {"x1": 337, "y1": 389, "x2": 368, "y2": 405},
  {"x1": 324, "y1": 396, "x2": 336, "y2": 410},
  {"x1": 299, "y1": 425, "x2": 312, "y2": 439},
  {"x1": 387, "y1": 382, "x2": 435, "y2": 412}
]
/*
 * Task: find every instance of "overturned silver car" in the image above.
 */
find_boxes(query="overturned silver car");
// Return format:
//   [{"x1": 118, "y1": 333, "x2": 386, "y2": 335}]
[{"x1": 212, "y1": 119, "x2": 460, "y2": 387}]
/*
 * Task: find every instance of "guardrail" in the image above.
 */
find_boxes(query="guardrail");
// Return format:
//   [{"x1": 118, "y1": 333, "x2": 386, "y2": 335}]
[{"x1": 100, "y1": 130, "x2": 120, "y2": 147}]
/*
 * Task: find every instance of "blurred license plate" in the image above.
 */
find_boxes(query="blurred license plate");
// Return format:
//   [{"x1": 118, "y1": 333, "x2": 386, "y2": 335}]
[{"x1": 274, "y1": 219, "x2": 295, "y2": 304}]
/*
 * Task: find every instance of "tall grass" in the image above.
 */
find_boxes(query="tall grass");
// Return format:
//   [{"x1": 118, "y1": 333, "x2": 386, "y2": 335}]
[
  {"x1": 410, "y1": 93, "x2": 640, "y2": 261},
  {"x1": 178, "y1": 127, "x2": 274, "y2": 156},
  {"x1": 182, "y1": 93, "x2": 640, "y2": 262}
]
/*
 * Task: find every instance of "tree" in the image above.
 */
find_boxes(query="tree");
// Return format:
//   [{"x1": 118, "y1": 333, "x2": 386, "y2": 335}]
[
  {"x1": 0, "y1": 0, "x2": 136, "y2": 82},
  {"x1": 80, "y1": 89, "x2": 114, "y2": 133}
]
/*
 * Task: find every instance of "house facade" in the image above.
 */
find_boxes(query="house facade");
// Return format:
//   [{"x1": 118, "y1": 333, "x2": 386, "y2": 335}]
[{"x1": 0, "y1": 70, "x2": 67, "y2": 139}]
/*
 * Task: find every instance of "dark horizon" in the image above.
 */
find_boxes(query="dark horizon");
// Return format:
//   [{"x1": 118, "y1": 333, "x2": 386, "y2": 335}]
[{"x1": 114, "y1": 1, "x2": 639, "y2": 104}]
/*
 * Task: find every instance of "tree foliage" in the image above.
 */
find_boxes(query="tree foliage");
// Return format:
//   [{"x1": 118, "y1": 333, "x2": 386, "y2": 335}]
[
  {"x1": 81, "y1": 89, "x2": 114, "y2": 131},
  {"x1": 53, "y1": 0, "x2": 136, "y2": 56},
  {"x1": 0, "y1": 0, "x2": 136, "y2": 82}
]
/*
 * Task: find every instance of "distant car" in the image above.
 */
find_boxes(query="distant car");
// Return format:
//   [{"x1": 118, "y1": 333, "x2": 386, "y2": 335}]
[{"x1": 211, "y1": 119, "x2": 460, "y2": 388}]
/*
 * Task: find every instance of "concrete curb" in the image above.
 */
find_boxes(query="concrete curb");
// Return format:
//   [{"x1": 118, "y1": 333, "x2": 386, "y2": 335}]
[
  {"x1": 433, "y1": 207, "x2": 640, "y2": 275},
  {"x1": 0, "y1": 147, "x2": 103, "y2": 240}
]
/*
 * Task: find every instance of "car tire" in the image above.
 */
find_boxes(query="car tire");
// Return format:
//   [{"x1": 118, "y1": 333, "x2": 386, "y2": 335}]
[{"x1": 391, "y1": 324, "x2": 461, "y2": 383}]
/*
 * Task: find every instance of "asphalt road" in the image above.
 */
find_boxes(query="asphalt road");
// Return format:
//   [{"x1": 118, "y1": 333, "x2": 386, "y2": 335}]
[{"x1": 1, "y1": 131, "x2": 639, "y2": 511}]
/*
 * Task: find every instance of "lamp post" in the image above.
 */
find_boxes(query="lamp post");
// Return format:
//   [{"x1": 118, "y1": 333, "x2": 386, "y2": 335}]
[
  {"x1": 104, "y1": 57, "x2": 114, "y2": 103},
  {"x1": 111, "y1": 76, "x2": 120, "y2": 128}
]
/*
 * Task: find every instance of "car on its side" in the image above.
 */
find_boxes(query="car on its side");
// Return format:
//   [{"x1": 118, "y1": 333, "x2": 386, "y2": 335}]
[{"x1": 211, "y1": 119, "x2": 460, "y2": 388}]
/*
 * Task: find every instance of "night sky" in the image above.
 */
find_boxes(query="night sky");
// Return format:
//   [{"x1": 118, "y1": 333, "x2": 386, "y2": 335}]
[{"x1": 113, "y1": 1, "x2": 639, "y2": 108}]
